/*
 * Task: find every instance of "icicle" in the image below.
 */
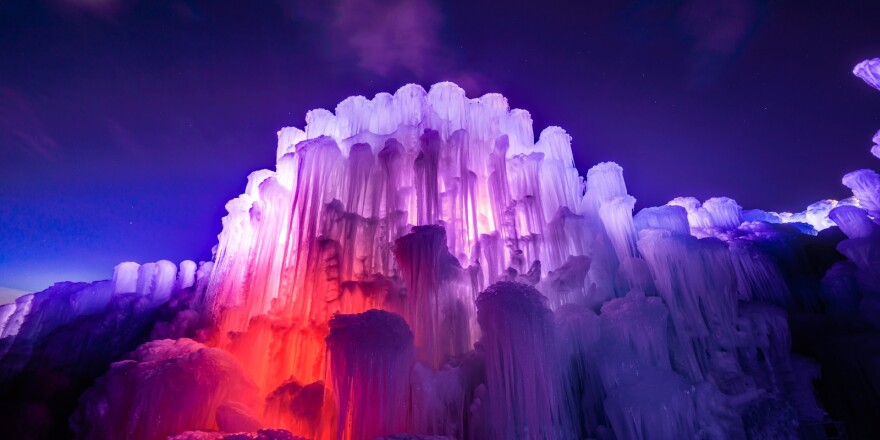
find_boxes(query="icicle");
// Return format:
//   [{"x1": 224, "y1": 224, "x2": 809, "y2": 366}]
[{"x1": 702, "y1": 197, "x2": 744, "y2": 231}]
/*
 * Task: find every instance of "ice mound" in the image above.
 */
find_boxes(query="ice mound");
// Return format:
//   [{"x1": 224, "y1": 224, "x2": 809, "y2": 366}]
[{"x1": 70, "y1": 338, "x2": 259, "y2": 440}]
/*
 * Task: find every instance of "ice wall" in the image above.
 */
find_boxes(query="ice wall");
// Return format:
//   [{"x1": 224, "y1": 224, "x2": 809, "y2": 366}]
[{"x1": 5, "y1": 70, "x2": 880, "y2": 439}]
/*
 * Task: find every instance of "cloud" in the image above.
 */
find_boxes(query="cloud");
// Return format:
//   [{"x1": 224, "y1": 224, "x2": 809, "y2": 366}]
[
  {"x1": 333, "y1": 0, "x2": 444, "y2": 77},
  {"x1": 52, "y1": 0, "x2": 126, "y2": 18},
  {"x1": 677, "y1": 0, "x2": 759, "y2": 86},
  {"x1": 679, "y1": 0, "x2": 756, "y2": 55},
  {"x1": 105, "y1": 118, "x2": 148, "y2": 159},
  {"x1": 288, "y1": 0, "x2": 485, "y2": 91},
  {"x1": 0, "y1": 87, "x2": 59, "y2": 160}
]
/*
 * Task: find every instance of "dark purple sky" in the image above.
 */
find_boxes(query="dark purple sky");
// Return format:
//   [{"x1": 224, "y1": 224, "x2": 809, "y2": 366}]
[{"x1": 1, "y1": 0, "x2": 879, "y2": 292}]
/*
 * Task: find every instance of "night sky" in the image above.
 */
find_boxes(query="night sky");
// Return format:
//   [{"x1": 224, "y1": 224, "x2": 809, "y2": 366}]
[{"x1": 1, "y1": 0, "x2": 879, "y2": 293}]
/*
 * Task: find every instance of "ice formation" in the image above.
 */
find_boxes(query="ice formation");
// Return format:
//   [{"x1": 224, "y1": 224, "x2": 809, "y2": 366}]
[
  {"x1": 3, "y1": 63, "x2": 880, "y2": 439},
  {"x1": 854, "y1": 58, "x2": 880, "y2": 91}
]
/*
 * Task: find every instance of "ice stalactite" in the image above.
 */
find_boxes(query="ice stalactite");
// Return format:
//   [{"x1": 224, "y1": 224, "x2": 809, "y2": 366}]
[
  {"x1": 604, "y1": 368, "x2": 697, "y2": 440},
  {"x1": 599, "y1": 290, "x2": 670, "y2": 371},
  {"x1": 633, "y1": 205, "x2": 690, "y2": 236},
  {"x1": 408, "y1": 362, "x2": 466, "y2": 438},
  {"x1": 729, "y1": 240, "x2": 792, "y2": 307},
  {"x1": 262, "y1": 379, "x2": 324, "y2": 438},
  {"x1": 593, "y1": 290, "x2": 702, "y2": 440},
  {"x1": 667, "y1": 197, "x2": 744, "y2": 238},
  {"x1": 585, "y1": 162, "x2": 638, "y2": 264},
  {"x1": 829, "y1": 204, "x2": 877, "y2": 239}
]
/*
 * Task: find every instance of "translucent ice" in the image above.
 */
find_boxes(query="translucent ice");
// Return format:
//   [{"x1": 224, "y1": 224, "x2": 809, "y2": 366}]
[
  {"x1": 6, "y1": 79, "x2": 878, "y2": 439},
  {"x1": 854, "y1": 58, "x2": 880, "y2": 91}
]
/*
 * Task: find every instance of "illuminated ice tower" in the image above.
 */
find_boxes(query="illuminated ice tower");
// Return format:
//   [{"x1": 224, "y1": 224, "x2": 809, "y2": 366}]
[
  {"x1": 202, "y1": 83, "x2": 601, "y2": 389},
  {"x1": 188, "y1": 82, "x2": 818, "y2": 439}
]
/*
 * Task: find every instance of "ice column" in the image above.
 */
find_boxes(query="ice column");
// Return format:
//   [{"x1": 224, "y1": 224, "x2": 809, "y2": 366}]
[
  {"x1": 555, "y1": 303, "x2": 603, "y2": 438},
  {"x1": 325, "y1": 310, "x2": 414, "y2": 440},
  {"x1": 585, "y1": 162, "x2": 639, "y2": 263},
  {"x1": 394, "y1": 225, "x2": 472, "y2": 367},
  {"x1": 476, "y1": 281, "x2": 572, "y2": 440}
]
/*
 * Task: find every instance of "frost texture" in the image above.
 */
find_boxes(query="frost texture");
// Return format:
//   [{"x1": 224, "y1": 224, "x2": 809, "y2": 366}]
[{"x1": 4, "y1": 74, "x2": 880, "y2": 439}]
